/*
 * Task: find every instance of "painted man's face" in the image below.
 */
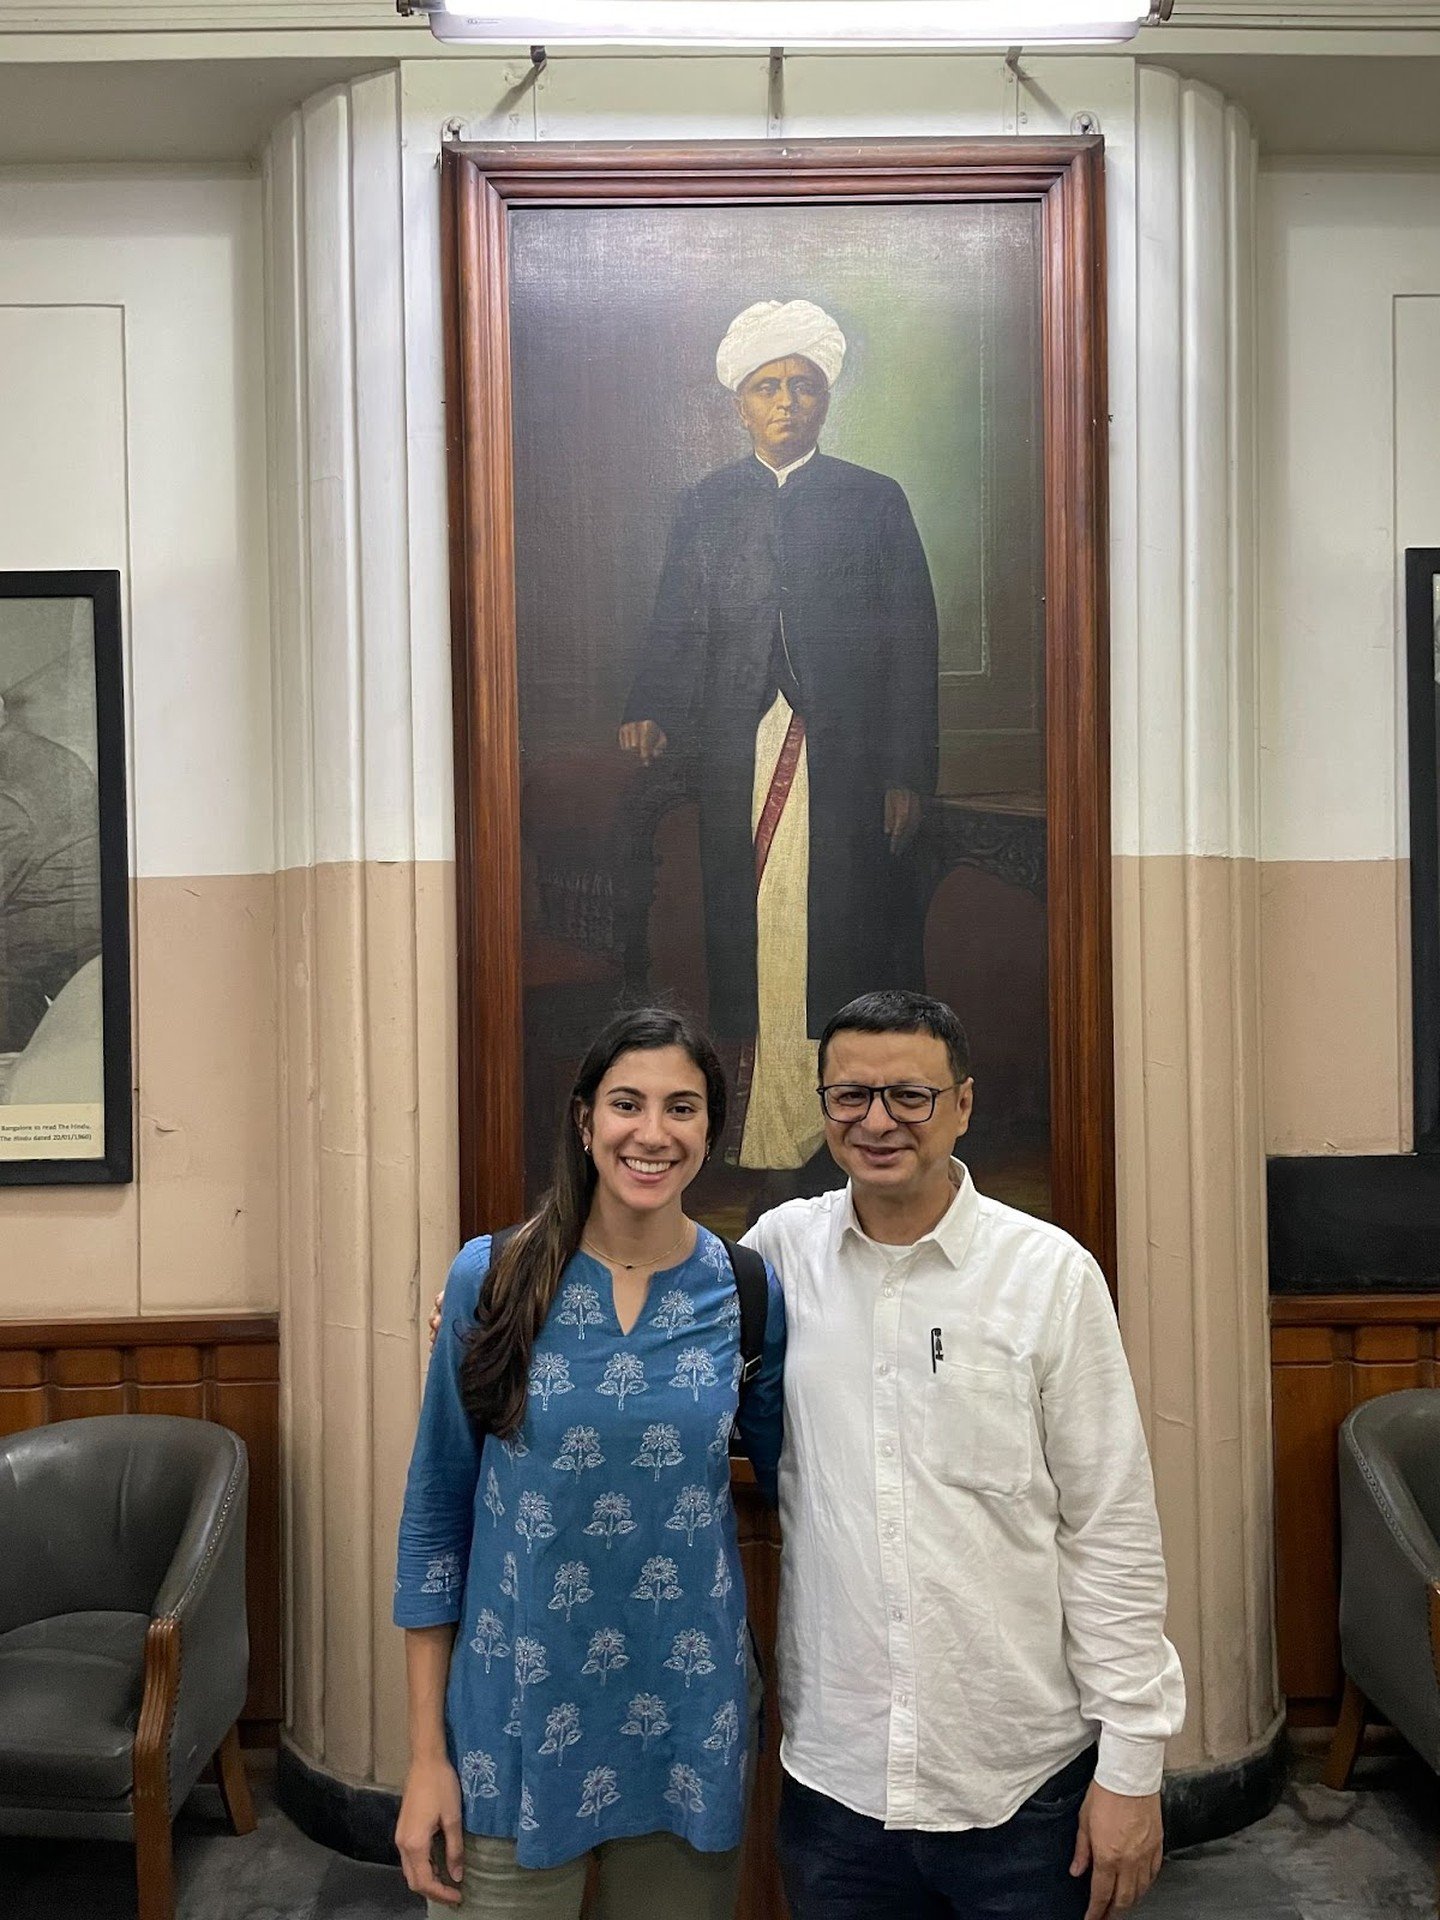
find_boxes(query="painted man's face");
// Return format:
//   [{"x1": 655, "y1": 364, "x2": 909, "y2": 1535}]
[{"x1": 735, "y1": 354, "x2": 830, "y2": 468}]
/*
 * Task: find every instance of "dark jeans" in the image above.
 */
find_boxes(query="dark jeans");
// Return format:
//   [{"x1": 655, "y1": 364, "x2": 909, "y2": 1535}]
[{"x1": 777, "y1": 1744, "x2": 1098, "y2": 1920}]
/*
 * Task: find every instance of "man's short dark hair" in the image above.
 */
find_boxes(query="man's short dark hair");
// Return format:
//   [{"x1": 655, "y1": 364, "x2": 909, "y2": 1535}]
[{"x1": 818, "y1": 990, "x2": 971, "y2": 1087}]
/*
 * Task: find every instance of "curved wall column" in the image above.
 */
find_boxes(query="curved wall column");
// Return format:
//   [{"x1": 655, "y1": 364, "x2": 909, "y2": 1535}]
[
  {"x1": 263, "y1": 69, "x2": 458, "y2": 1799},
  {"x1": 1113, "y1": 66, "x2": 1281, "y2": 1795}
]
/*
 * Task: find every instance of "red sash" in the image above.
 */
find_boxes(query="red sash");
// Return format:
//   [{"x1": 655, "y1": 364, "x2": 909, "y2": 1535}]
[{"x1": 753, "y1": 710, "x2": 806, "y2": 887}]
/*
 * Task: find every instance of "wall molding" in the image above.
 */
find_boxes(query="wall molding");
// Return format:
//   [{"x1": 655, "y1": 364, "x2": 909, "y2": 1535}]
[{"x1": 0, "y1": 1314, "x2": 278, "y2": 1347}]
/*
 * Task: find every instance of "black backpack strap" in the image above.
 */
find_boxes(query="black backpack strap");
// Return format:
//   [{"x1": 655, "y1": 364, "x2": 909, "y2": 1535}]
[
  {"x1": 719, "y1": 1236, "x2": 768, "y2": 1405},
  {"x1": 476, "y1": 1226, "x2": 520, "y2": 1313}
]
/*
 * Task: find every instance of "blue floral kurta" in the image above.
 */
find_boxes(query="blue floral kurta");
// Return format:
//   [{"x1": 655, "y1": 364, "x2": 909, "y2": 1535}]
[{"x1": 395, "y1": 1228, "x2": 785, "y2": 1870}]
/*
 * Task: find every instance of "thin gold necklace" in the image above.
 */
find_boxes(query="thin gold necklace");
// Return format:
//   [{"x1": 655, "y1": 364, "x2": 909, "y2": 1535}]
[{"x1": 581, "y1": 1224, "x2": 691, "y2": 1273}]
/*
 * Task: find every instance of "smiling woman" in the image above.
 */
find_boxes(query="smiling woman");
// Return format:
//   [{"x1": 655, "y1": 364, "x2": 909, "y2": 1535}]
[
  {"x1": 461, "y1": 1008, "x2": 729, "y2": 1442},
  {"x1": 391, "y1": 1005, "x2": 786, "y2": 1917}
]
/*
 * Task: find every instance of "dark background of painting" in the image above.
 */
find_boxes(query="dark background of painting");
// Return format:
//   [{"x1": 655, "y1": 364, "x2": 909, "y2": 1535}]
[{"x1": 508, "y1": 201, "x2": 1049, "y2": 1232}]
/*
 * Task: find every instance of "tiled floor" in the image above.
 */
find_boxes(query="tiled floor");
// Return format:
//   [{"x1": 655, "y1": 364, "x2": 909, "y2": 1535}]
[
  {"x1": 1, "y1": 1751, "x2": 1434, "y2": 1918},
  {"x1": 1146, "y1": 1753, "x2": 1438, "y2": 1919}
]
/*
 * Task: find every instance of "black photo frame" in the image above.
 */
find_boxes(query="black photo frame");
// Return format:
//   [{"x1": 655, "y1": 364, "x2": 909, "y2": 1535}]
[
  {"x1": 1407, "y1": 548, "x2": 1440, "y2": 1153},
  {"x1": 0, "y1": 570, "x2": 132, "y2": 1184}
]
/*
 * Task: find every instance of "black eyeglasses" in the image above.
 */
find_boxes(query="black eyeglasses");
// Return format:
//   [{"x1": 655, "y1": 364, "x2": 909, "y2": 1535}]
[{"x1": 817, "y1": 1082, "x2": 961, "y2": 1125}]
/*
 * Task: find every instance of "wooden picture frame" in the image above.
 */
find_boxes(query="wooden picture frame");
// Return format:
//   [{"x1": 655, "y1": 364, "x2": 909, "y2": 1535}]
[
  {"x1": 1407, "y1": 547, "x2": 1440, "y2": 1153},
  {"x1": 0, "y1": 568, "x2": 132, "y2": 1185},
  {"x1": 442, "y1": 138, "x2": 1114, "y2": 1276}
]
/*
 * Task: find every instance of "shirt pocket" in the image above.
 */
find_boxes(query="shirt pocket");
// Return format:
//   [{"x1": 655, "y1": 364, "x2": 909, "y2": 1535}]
[{"x1": 922, "y1": 1361, "x2": 1033, "y2": 1496}]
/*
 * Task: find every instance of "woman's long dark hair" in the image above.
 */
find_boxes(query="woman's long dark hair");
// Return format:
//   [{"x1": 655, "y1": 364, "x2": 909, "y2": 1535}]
[{"x1": 459, "y1": 1006, "x2": 727, "y2": 1439}]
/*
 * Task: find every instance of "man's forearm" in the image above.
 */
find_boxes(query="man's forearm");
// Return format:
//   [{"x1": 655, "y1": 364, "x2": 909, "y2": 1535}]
[{"x1": 405, "y1": 1624, "x2": 457, "y2": 1763}]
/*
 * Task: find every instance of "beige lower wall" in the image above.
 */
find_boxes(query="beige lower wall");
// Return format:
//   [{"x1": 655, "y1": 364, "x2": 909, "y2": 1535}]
[
  {"x1": 0, "y1": 871, "x2": 279, "y2": 1320},
  {"x1": 1113, "y1": 852, "x2": 1279, "y2": 1773},
  {"x1": 278, "y1": 857, "x2": 458, "y2": 1787},
  {"x1": 1260, "y1": 859, "x2": 1409, "y2": 1156}
]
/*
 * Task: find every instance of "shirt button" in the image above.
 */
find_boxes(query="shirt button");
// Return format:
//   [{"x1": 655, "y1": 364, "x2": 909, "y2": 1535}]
[
  {"x1": 895, "y1": 1692, "x2": 910, "y2": 1708},
  {"x1": 882, "y1": 1285, "x2": 895, "y2": 1299},
  {"x1": 882, "y1": 1442, "x2": 895, "y2": 1457},
  {"x1": 884, "y1": 1522, "x2": 898, "y2": 1540},
  {"x1": 890, "y1": 1607, "x2": 905, "y2": 1623},
  {"x1": 876, "y1": 1362, "x2": 889, "y2": 1377}
]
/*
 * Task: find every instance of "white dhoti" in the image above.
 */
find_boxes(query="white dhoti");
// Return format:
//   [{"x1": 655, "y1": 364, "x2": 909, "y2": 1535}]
[{"x1": 737, "y1": 694, "x2": 826, "y2": 1171}]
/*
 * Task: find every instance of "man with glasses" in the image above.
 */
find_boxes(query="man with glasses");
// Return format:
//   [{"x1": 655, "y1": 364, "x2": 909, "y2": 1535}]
[{"x1": 744, "y1": 988, "x2": 1184, "y2": 1920}]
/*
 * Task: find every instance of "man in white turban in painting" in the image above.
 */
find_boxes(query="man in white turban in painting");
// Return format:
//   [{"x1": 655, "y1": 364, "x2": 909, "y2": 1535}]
[{"x1": 620, "y1": 300, "x2": 939, "y2": 1174}]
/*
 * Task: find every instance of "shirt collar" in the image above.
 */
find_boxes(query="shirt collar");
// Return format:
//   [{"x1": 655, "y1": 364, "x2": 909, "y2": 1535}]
[
  {"x1": 831, "y1": 1159, "x2": 979, "y2": 1270},
  {"x1": 756, "y1": 445, "x2": 817, "y2": 488}
]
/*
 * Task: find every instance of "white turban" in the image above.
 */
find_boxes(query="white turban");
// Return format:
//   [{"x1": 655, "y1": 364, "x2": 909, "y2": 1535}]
[{"x1": 715, "y1": 299, "x2": 846, "y2": 392}]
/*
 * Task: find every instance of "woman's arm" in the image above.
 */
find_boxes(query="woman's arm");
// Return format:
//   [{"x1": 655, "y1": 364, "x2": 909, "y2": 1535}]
[
  {"x1": 395, "y1": 1625, "x2": 464, "y2": 1905},
  {"x1": 393, "y1": 1242, "x2": 490, "y2": 1902},
  {"x1": 734, "y1": 1260, "x2": 786, "y2": 1507},
  {"x1": 395, "y1": 1241, "x2": 488, "y2": 1626}
]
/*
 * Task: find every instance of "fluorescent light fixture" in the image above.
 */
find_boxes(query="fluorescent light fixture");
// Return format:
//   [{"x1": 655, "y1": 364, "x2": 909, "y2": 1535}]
[{"x1": 410, "y1": 1, "x2": 1173, "y2": 49}]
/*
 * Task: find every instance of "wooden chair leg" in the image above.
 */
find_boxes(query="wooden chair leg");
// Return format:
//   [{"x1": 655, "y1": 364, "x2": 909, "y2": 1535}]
[
  {"x1": 1323, "y1": 1674, "x2": 1369, "y2": 1789},
  {"x1": 135, "y1": 1806, "x2": 176, "y2": 1920},
  {"x1": 214, "y1": 1721, "x2": 257, "y2": 1836}
]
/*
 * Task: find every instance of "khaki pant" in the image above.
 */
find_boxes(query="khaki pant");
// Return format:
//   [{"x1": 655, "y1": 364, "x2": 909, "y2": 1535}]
[
  {"x1": 430, "y1": 1641, "x2": 762, "y2": 1920},
  {"x1": 428, "y1": 1823, "x2": 745, "y2": 1920}
]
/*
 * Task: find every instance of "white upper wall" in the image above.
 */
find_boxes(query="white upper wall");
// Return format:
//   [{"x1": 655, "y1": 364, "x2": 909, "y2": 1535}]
[
  {"x1": 0, "y1": 62, "x2": 1301, "y2": 882},
  {"x1": 1258, "y1": 163, "x2": 1440, "y2": 864},
  {"x1": 0, "y1": 169, "x2": 272, "y2": 879}
]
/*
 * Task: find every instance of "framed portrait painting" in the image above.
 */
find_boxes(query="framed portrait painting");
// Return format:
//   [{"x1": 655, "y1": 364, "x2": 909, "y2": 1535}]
[
  {"x1": 0, "y1": 570, "x2": 132, "y2": 1184},
  {"x1": 444, "y1": 138, "x2": 1113, "y2": 1273}
]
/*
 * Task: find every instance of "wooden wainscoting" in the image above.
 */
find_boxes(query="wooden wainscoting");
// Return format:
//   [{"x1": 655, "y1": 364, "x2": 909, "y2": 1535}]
[
  {"x1": 1271, "y1": 1293, "x2": 1440, "y2": 1725},
  {"x1": 0, "y1": 1315, "x2": 281, "y2": 1738}
]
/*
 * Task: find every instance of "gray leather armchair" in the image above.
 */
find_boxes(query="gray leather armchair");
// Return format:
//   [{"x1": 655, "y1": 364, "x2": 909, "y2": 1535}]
[
  {"x1": 0, "y1": 1414, "x2": 256, "y2": 1920},
  {"x1": 1324, "y1": 1387, "x2": 1440, "y2": 1787}
]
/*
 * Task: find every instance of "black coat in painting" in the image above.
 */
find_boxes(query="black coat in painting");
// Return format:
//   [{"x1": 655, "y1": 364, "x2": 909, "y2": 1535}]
[{"x1": 622, "y1": 451, "x2": 940, "y2": 1039}]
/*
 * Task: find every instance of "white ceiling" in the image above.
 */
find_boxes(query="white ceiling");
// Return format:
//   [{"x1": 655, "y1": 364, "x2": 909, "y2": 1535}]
[
  {"x1": 0, "y1": 43, "x2": 1436, "y2": 164},
  {"x1": 1150, "y1": 50, "x2": 1440, "y2": 153},
  {"x1": 0, "y1": 59, "x2": 398, "y2": 165}
]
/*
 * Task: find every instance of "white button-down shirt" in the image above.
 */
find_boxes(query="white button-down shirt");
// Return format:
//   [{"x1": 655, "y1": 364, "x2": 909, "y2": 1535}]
[{"x1": 744, "y1": 1163, "x2": 1185, "y2": 1831}]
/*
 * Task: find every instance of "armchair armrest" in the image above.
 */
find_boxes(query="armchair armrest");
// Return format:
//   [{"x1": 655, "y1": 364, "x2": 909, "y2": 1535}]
[
  {"x1": 134, "y1": 1436, "x2": 250, "y2": 1820},
  {"x1": 1338, "y1": 1420, "x2": 1440, "y2": 1769},
  {"x1": 160, "y1": 1439, "x2": 250, "y2": 1803}
]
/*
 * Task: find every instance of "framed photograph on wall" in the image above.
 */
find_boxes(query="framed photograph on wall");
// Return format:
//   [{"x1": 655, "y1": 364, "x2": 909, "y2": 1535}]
[
  {"x1": 0, "y1": 570, "x2": 132, "y2": 1184},
  {"x1": 1407, "y1": 546, "x2": 1440, "y2": 1152},
  {"x1": 443, "y1": 139, "x2": 1113, "y2": 1273}
]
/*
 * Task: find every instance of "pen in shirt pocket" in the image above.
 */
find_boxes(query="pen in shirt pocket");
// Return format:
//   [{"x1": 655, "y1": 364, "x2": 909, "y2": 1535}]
[{"x1": 930, "y1": 1327, "x2": 944, "y2": 1373}]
